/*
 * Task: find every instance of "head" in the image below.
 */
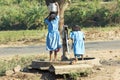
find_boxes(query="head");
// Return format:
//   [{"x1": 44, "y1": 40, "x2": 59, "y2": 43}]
[
  {"x1": 49, "y1": 12, "x2": 57, "y2": 16},
  {"x1": 48, "y1": 12, "x2": 57, "y2": 21},
  {"x1": 48, "y1": 13, "x2": 56, "y2": 21},
  {"x1": 72, "y1": 25, "x2": 81, "y2": 31}
]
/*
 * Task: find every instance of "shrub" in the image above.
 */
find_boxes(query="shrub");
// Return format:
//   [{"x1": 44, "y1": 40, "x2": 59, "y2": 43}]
[
  {"x1": 65, "y1": 1, "x2": 120, "y2": 27},
  {"x1": 0, "y1": 0, "x2": 47, "y2": 30}
]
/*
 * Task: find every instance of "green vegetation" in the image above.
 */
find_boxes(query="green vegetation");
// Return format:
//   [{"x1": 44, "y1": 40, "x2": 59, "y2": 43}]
[
  {"x1": 82, "y1": 26, "x2": 120, "y2": 31},
  {"x1": 69, "y1": 72, "x2": 80, "y2": 80},
  {"x1": 0, "y1": 26, "x2": 119, "y2": 44},
  {"x1": 63, "y1": 69, "x2": 92, "y2": 80},
  {"x1": 0, "y1": 0, "x2": 47, "y2": 30},
  {"x1": 0, "y1": 30, "x2": 46, "y2": 44},
  {"x1": 0, "y1": 54, "x2": 48, "y2": 76},
  {"x1": 0, "y1": 0, "x2": 120, "y2": 30},
  {"x1": 65, "y1": 0, "x2": 120, "y2": 27}
]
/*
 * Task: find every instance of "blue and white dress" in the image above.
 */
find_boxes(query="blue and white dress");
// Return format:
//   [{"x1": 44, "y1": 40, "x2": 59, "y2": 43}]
[
  {"x1": 70, "y1": 31, "x2": 85, "y2": 57},
  {"x1": 44, "y1": 16, "x2": 62, "y2": 51}
]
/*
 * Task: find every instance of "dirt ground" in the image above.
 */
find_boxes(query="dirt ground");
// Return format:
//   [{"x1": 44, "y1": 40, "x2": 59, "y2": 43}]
[
  {"x1": 0, "y1": 49, "x2": 120, "y2": 80},
  {"x1": 81, "y1": 49, "x2": 120, "y2": 80},
  {"x1": 0, "y1": 28, "x2": 120, "y2": 80}
]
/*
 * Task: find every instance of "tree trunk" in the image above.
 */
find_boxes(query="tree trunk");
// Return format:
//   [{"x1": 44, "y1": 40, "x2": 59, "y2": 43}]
[{"x1": 59, "y1": 2, "x2": 69, "y2": 33}]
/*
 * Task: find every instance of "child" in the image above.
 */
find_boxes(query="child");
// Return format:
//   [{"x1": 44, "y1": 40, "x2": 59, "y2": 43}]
[
  {"x1": 44, "y1": 2, "x2": 61, "y2": 61},
  {"x1": 70, "y1": 25, "x2": 85, "y2": 64}
]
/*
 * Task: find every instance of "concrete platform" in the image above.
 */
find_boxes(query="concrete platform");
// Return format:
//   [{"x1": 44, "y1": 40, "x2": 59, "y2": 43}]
[
  {"x1": 49, "y1": 64, "x2": 93, "y2": 74},
  {"x1": 29, "y1": 57, "x2": 101, "y2": 74}
]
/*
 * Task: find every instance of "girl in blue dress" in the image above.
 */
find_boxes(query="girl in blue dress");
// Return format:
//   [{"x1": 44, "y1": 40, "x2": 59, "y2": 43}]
[
  {"x1": 44, "y1": 2, "x2": 61, "y2": 61},
  {"x1": 70, "y1": 25, "x2": 85, "y2": 64}
]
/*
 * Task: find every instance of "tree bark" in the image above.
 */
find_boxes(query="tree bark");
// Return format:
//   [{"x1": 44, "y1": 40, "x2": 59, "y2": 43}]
[{"x1": 59, "y1": 1, "x2": 69, "y2": 32}]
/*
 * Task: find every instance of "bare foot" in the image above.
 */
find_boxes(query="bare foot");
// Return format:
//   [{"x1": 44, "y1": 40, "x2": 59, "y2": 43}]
[
  {"x1": 53, "y1": 59, "x2": 57, "y2": 62},
  {"x1": 82, "y1": 58, "x2": 84, "y2": 60},
  {"x1": 49, "y1": 59, "x2": 52, "y2": 62},
  {"x1": 70, "y1": 60, "x2": 77, "y2": 65},
  {"x1": 81, "y1": 55, "x2": 84, "y2": 60}
]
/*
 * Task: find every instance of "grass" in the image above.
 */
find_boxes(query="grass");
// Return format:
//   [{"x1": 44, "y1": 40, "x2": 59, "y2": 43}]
[
  {"x1": 0, "y1": 26, "x2": 119, "y2": 45},
  {"x1": 82, "y1": 26, "x2": 120, "y2": 32},
  {"x1": 0, "y1": 29, "x2": 47, "y2": 44},
  {"x1": 63, "y1": 69, "x2": 92, "y2": 80},
  {"x1": 0, "y1": 54, "x2": 48, "y2": 76}
]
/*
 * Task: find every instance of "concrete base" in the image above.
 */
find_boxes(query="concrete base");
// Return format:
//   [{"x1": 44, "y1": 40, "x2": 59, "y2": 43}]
[
  {"x1": 30, "y1": 57, "x2": 101, "y2": 74},
  {"x1": 61, "y1": 55, "x2": 69, "y2": 61},
  {"x1": 49, "y1": 64, "x2": 93, "y2": 74}
]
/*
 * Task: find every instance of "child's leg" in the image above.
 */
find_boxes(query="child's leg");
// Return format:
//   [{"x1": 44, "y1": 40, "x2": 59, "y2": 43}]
[
  {"x1": 75, "y1": 57, "x2": 78, "y2": 62},
  {"x1": 81, "y1": 54, "x2": 84, "y2": 60},
  {"x1": 49, "y1": 51, "x2": 53, "y2": 61},
  {"x1": 54, "y1": 51, "x2": 57, "y2": 61}
]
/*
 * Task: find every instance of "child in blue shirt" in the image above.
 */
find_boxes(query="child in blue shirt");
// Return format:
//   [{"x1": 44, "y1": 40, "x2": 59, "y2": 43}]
[
  {"x1": 70, "y1": 25, "x2": 85, "y2": 64},
  {"x1": 44, "y1": 2, "x2": 61, "y2": 61}
]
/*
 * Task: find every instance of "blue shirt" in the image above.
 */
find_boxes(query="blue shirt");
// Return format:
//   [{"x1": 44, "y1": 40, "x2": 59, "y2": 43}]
[
  {"x1": 44, "y1": 16, "x2": 61, "y2": 51},
  {"x1": 44, "y1": 16, "x2": 59, "y2": 32},
  {"x1": 70, "y1": 31, "x2": 85, "y2": 55}
]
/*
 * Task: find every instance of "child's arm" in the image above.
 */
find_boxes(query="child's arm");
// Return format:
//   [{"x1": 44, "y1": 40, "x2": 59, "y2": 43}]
[
  {"x1": 71, "y1": 39, "x2": 73, "y2": 49},
  {"x1": 83, "y1": 32, "x2": 85, "y2": 41},
  {"x1": 83, "y1": 38, "x2": 85, "y2": 41},
  {"x1": 69, "y1": 31, "x2": 74, "y2": 49},
  {"x1": 55, "y1": 2, "x2": 59, "y2": 16},
  {"x1": 44, "y1": 17, "x2": 49, "y2": 24}
]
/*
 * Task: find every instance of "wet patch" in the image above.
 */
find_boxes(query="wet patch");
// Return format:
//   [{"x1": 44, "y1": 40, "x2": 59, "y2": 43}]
[
  {"x1": 100, "y1": 59, "x2": 120, "y2": 66},
  {"x1": 78, "y1": 57, "x2": 95, "y2": 60}
]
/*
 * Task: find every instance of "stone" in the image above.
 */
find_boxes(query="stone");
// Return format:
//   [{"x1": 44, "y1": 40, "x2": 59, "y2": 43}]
[
  {"x1": 5, "y1": 70, "x2": 14, "y2": 76},
  {"x1": 13, "y1": 65, "x2": 21, "y2": 73}
]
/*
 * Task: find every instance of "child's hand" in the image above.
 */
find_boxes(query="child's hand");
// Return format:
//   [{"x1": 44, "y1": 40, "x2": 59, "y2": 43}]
[
  {"x1": 83, "y1": 38, "x2": 85, "y2": 41},
  {"x1": 55, "y1": 2, "x2": 59, "y2": 6}
]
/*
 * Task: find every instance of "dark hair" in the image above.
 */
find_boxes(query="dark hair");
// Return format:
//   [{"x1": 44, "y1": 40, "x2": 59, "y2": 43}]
[
  {"x1": 48, "y1": 12, "x2": 57, "y2": 21},
  {"x1": 49, "y1": 12, "x2": 57, "y2": 16},
  {"x1": 52, "y1": 0, "x2": 56, "y2": 3},
  {"x1": 72, "y1": 25, "x2": 81, "y2": 31}
]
